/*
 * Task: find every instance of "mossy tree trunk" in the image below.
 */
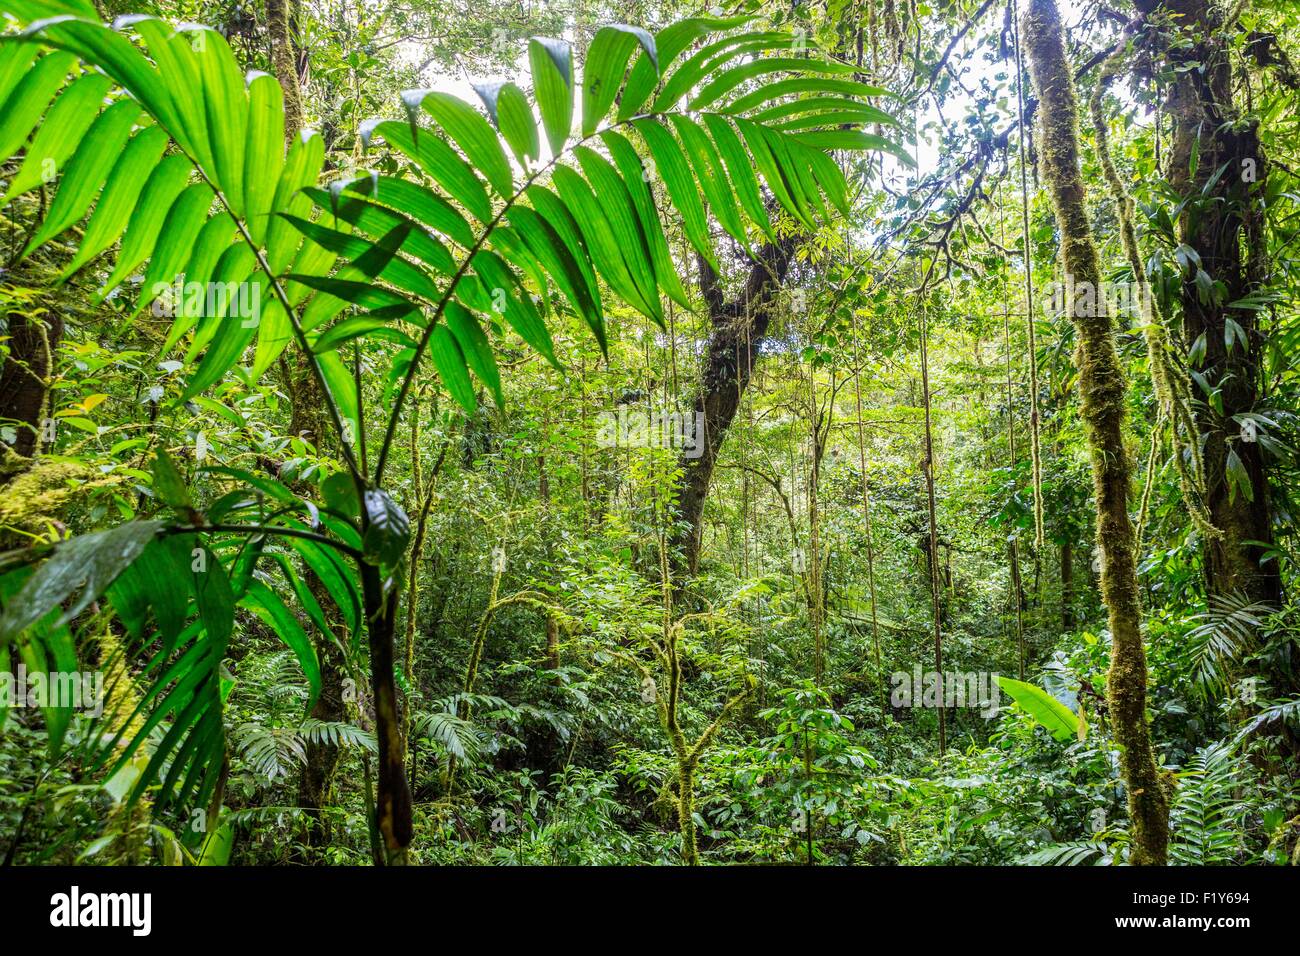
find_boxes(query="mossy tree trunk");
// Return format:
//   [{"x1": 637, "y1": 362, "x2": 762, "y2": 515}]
[
  {"x1": 1136, "y1": 0, "x2": 1279, "y2": 606},
  {"x1": 1021, "y1": 0, "x2": 1170, "y2": 864},
  {"x1": 671, "y1": 240, "x2": 795, "y2": 576},
  {"x1": 266, "y1": 0, "x2": 304, "y2": 143}
]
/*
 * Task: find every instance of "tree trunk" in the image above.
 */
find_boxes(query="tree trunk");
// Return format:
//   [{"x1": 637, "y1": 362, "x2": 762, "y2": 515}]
[
  {"x1": 1138, "y1": 0, "x2": 1279, "y2": 605},
  {"x1": 361, "y1": 564, "x2": 413, "y2": 859},
  {"x1": 0, "y1": 306, "x2": 61, "y2": 464},
  {"x1": 294, "y1": 637, "x2": 345, "y2": 845},
  {"x1": 1022, "y1": 0, "x2": 1171, "y2": 864},
  {"x1": 671, "y1": 240, "x2": 795, "y2": 576},
  {"x1": 266, "y1": 0, "x2": 304, "y2": 144},
  {"x1": 264, "y1": 0, "x2": 350, "y2": 849}
]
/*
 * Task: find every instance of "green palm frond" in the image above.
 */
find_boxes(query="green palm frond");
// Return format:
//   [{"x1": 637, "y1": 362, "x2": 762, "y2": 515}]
[
  {"x1": 412, "y1": 708, "x2": 487, "y2": 762},
  {"x1": 2, "y1": 10, "x2": 904, "y2": 436},
  {"x1": 298, "y1": 718, "x2": 376, "y2": 752},
  {"x1": 1235, "y1": 695, "x2": 1300, "y2": 742}
]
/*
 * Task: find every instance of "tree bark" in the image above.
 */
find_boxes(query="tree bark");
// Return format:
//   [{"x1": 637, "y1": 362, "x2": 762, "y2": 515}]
[
  {"x1": 361, "y1": 563, "x2": 413, "y2": 859},
  {"x1": 1060, "y1": 538, "x2": 1073, "y2": 631},
  {"x1": 1022, "y1": 0, "x2": 1171, "y2": 864},
  {"x1": 0, "y1": 307, "x2": 61, "y2": 464}
]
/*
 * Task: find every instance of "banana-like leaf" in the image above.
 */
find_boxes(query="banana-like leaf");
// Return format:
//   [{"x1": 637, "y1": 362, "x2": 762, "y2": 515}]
[{"x1": 995, "y1": 676, "x2": 1079, "y2": 742}]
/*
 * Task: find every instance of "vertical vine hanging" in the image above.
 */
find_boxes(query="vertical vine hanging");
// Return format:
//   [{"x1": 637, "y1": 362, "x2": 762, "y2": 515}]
[{"x1": 1012, "y1": 0, "x2": 1046, "y2": 553}]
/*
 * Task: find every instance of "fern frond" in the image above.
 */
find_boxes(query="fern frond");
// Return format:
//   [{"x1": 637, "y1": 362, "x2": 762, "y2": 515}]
[
  {"x1": 1170, "y1": 742, "x2": 1248, "y2": 865},
  {"x1": 1184, "y1": 591, "x2": 1273, "y2": 699},
  {"x1": 1018, "y1": 841, "x2": 1110, "y2": 865}
]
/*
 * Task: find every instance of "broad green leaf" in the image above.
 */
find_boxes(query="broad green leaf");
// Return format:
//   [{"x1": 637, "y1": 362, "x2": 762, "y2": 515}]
[
  {"x1": 0, "y1": 41, "x2": 41, "y2": 109},
  {"x1": 472, "y1": 248, "x2": 557, "y2": 366},
  {"x1": 670, "y1": 115, "x2": 748, "y2": 248},
  {"x1": 31, "y1": 16, "x2": 180, "y2": 145},
  {"x1": 242, "y1": 580, "x2": 320, "y2": 710},
  {"x1": 507, "y1": 203, "x2": 605, "y2": 349},
  {"x1": 265, "y1": 129, "x2": 325, "y2": 274},
  {"x1": 362, "y1": 490, "x2": 410, "y2": 568},
  {"x1": 616, "y1": 16, "x2": 751, "y2": 120},
  {"x1": 633, "y1": 118, "x2": 716, "y2": 267},
  {"x1": 161, "y1": 214, "x2": 236, "y2": 354},
  {"x1": 572, "y1": 146, "x2": 661, "y2": 320},
  {"x1": 100, "y1": 153, "x2": 194, "y2": 298},
  {"x1": 151, "y1": 449, "x2": 193, "y2": 510},
  {"x1": 445, "y1": 300, "x2": 503, "y2": 407},
  {"x1": 312, "y1": 312, "x2": 418, "y2": 354},
  {"x1": 418, "y1": 91, "x2": 514, "y2": 199},
  {"x1": 197, "y1": 820, "x2": 234, "y2": 866},
  {"x1": 582, "y1": 25, "x2": 655, "y2": 136},
  {"x1": 653, "y1": 32, "x2": 790, "y2": 112},
  {"x1": 181, "y1": 25, "x2": 247, "y2": 215},
  {"x1": 428, "y1": 323, "x2": 477, "y2": 415},
  {"x1": 0, "y1": 520, "x2": 165, "y2": 646},
  {"x1": 184, "y1": 240, "x2": 256, "y2": 360},
  {"x1": 753, "y1": 96, "x2": 896, "y2": 128},
  {"x1": 700, "y1": 114, "x2": 772, "y2": 239},
  {"x1": 791, "y1": 128, "x2": 915, "y2": 166},
  {"x1": 727, "y1": 76, "x2": 891, "y2": 114},
  {"x1": 243, "y1": 71, "x2": 285, "y2": 246},
  {"x1": 0, "y1": 50, "x2": 77, "y2": 161},
  {"x1": 601, "y1": 130, "x2": 692, "y2": 309},
  {"x1": 303, "y1": 186, "x2": 456, "y2": 275},
  {"x1": 289, "y1": 274, "x2": 417, "y2": 315},
  {"x1": 690, "y1": 55, "x2": 858, "y2": 111},
  {"x1": 352, "y1": 174, "x2": 475, "y2": 249},
  {"x1": 474, "y1": 81, "x2": 539, "y2": 167},
  {"x1": 995, "y1": 676, "x2": 1078, "y2": 742},
  {"x1": 135, "y1": 183, "x2": 216, "y2": 318},
  {"x1": 734, "y1": 117, "x2": 813, "y2": 227},
  {"x1": 105, "y1": 537, "x2": 190, "y2": 647},
  {"x1": 368, "y1": 119, "x2": 492, "y2": 224},
  {"x1": 317, "y1": 351, "x2": 359, "y2": 446}
]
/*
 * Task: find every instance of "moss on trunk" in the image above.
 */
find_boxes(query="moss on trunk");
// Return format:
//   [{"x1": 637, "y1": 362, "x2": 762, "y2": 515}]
[{"x1": 1021, "y1": 0, "x2": 1171, "y2": 865}]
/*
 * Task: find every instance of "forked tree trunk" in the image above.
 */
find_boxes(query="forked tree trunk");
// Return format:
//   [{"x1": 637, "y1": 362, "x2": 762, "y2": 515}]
[
  {"x1": 671, "y1": 239, "x2": 795, "y2": 576},
  {"x1": 1021, "y1": 0, "x2": 1170, "y2": 864}
]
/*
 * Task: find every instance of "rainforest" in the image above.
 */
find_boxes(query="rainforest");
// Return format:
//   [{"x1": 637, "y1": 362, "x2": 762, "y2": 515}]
[{"x1": 0, "y1": 0, "x2": 1297, "y2": 881}]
